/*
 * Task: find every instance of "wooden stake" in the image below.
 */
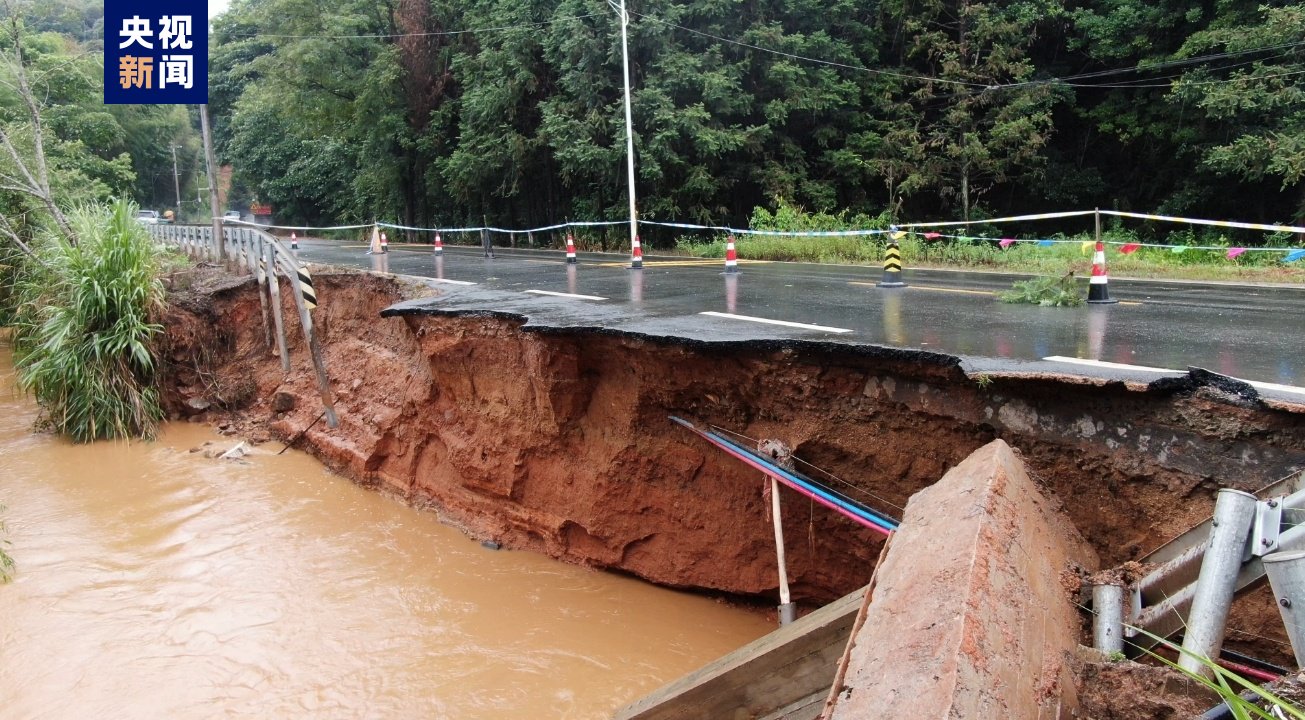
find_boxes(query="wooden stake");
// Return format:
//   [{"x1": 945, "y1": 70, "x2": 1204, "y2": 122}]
[{"x1": 771, "y1": 476, "x2": 794, "y2": 624}]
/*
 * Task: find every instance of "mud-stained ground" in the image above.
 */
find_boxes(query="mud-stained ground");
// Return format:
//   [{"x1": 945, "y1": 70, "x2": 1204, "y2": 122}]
[{"x1": 160, "y1": 265, "x2": 1305, "y2": 710}]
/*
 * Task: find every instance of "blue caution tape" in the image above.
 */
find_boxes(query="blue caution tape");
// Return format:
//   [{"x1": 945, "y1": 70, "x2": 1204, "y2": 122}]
[{"x1": 219, "y1": 208, "x2": 1305, "y2": 257}]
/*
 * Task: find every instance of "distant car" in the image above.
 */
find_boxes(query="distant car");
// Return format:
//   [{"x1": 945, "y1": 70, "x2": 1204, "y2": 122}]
[
  {"x1": 223, "y1": 211, "x2": 242, "y2": 221},
  {"x1": 135, "y1": 209, "x2": 160, "y2": 224}
]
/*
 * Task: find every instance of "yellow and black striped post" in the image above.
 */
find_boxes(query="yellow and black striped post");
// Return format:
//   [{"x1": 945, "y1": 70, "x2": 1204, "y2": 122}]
[
  {"x1": 878, "y1": 232, "x2": 906, "y2": 288},
  {"x1": 296, "y1": 265, "x2": 317, "y2": 310}
]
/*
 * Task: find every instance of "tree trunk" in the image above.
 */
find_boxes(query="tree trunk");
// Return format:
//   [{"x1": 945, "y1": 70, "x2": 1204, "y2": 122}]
[{"x1": 961, "y1": 167, "x2": 970, "y2": 223}]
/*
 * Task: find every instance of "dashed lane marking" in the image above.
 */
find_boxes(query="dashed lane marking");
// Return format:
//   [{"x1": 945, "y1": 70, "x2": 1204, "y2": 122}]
[
  {"x1": 1044, "y1": 356, "x2": 1305, "y2": 396},
  {"x1": 428, "y1": 278, "x2": 477, "y2": 286},
  {"x1": 849, "y1": 281, "x2": 1143, "y2": 304},
  {"x1": 1042, "y1": 356, "x2": 1178, "y2": 373},
  {"x1": 855, "y1": 281, "x2": 995, "y2": 296},
  {"x1": 699, "y1": 311, "x2": 852, "y2": 334},
  {"x1": 1243, "y1": 379, "x2": 1305, "y2": 398},
  {"x1": 524, "y1": 289, "x2": 608, "y2": 301},
  {"x1": 595, "y1": 259, "x2": 769, "y2": 268}
]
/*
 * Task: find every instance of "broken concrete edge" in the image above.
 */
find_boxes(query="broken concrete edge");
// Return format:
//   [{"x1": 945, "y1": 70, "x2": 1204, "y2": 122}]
[
  {"x1": 379, "y1": 299, "x2": 967, "y2": 371},
  {"x1": 380, "y1": 295, "x2": 1305, "y2": 416},
  {"x1": 829, "y1": 439, "x2": 1099, "y2": 719}
]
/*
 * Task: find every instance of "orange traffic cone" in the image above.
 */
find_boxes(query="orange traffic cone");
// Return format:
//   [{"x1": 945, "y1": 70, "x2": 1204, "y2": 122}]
[
  {"x1": 290, "y1": 231, "x2": 298, "y2": 250},
  {"x1": 1087, "y1": 241, "x2": 1117, "y2": 304},
  {"x1": 724, "y1": 234, "x2": 739, "y2": 274},
  {"x1": 565, "y1": 233, "x2": 578, "y2": 264},
  {"x1": 630, "y1": 235, "x2": 644, "y2": 270},
  {"x1": 434, "y1": 232, "x2": 443, "y2": 255}
]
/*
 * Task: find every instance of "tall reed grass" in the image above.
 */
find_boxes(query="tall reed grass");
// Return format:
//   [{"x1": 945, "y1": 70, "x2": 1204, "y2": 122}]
[{"x1": 10, "y1": 200, "x2": 167, "y2": 442}]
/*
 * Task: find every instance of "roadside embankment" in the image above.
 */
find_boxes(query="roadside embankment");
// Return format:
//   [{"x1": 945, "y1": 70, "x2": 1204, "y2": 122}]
[{"x1": 159, "y1": 268, "x2": 1305, "y2": 608}]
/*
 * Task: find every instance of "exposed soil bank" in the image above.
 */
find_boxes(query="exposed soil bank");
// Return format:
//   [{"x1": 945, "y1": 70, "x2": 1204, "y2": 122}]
[{"x1": 160, "y1": 268, "x2": 1305, "y2": 609}]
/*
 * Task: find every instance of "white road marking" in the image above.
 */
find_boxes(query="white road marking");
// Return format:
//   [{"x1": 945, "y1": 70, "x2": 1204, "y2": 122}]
[
  {"x1": 1044, "y1": 356, "x2": 1305, "y2": 397},
  {"x1": 1042, "y1": 356, "x2": 1179, "y2": 374},
  {"x1": 1243, "y1": 380, "x2": 1305, "y2": 398},
  {"x1": 699, "y1": 311, "x2": 852, "y2": 334},
  {"x1": 524, "y1": 289, "x2": 608, "y2": 301},
  {"x1": 429, "y1": 278, "x2": 477, "y2": 286}
]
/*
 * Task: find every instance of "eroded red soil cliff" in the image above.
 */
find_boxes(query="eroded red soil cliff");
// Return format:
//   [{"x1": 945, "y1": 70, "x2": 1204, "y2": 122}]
[{"x1": 161, "y1": 269, "x2": 1305, "y2": 612}]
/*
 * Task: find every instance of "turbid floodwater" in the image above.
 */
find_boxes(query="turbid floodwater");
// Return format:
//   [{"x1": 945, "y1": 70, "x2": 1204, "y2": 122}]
[{"x1": 0, "y1": 346, "x2": 771, "y2": 719}]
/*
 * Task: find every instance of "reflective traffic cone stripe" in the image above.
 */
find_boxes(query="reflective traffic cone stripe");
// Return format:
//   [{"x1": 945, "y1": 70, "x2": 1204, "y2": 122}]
[
  {"x1": 290, "y1": 231, "x2": 298, "y2": 250},
  {"x1": 724, "y1": 234, "x2": 739, "y2": 274},
  {"x1": 877, "y1": 241, "x2": 906, "y2": 288},
  {"x1": 1087, "y1": 240, "x2": 1118, "y2": 304},
  {"x1": 434, "y1": 232, "x2": 443, "y2": 254},
  {"x1": 630, "y1": 236, "x2": 644, "y2": 269},
  {"x1": 380, "y1": 231, "x2": 389, "y2": 253},
  {"x1": 565, "y1": 233, "x2": 577, "y2": 264}
]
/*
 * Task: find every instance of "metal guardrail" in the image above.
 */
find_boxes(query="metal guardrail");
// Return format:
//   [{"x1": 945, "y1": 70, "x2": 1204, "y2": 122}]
[
  {"x1": 150, "y1": 223, "x2": 338, "y2": 428},
  {"x1": 1085, "y1": 466, "x2": 1305, "y2": 657}
]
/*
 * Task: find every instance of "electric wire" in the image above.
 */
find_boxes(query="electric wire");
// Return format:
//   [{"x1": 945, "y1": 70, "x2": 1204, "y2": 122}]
[
  {"x1": 632, "y1": 10, "x2": 1303, "y2": 94},
  {"x1": 706, "y1": 423, "x2": 905, "y2": 515},
  {"x1": 225, "y1": 13, "x2": 600, "y2": 40}
]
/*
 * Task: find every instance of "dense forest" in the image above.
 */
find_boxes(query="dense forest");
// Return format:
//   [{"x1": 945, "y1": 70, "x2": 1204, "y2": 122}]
[
  {"x1": 2, "y1": 0, "x2": 1302, "y2": 241},
  {"x1": 0, "y1": 0, "x2": 202, "y2": 225},
  {"x1": 208, "y1": 0, "x2": 1304, "y2": 239}
]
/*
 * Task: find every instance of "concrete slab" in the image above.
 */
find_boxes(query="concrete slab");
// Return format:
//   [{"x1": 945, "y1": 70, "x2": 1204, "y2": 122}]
[{"x1": 829, "y1": 439, "x2": 1098, "y2": 719}]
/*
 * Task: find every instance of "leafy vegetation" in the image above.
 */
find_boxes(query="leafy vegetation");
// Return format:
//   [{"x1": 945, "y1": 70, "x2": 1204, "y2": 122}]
[
  {"x1": 999, "y1": 273, "x2": 1086, "y2": 307},
  {"x1": 10, "y1": 201, "x2": 167, "y2": 442},
  {"x1": 1134, "y1": 628, "x2": 1305, "y2": 720},
  {"x1": 202, "y1": 0, "x2": 1304, "y2": 249}
]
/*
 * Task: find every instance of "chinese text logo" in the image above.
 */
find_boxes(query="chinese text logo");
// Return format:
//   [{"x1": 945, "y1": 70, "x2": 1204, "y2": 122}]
[{"x1": 105, "y1": 1, "x2": 207, "y2": 104}]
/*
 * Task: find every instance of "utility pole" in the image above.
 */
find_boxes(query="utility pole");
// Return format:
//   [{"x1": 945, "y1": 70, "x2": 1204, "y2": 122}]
[
  {"x1": 616, "y1": 0, "x2": 640, "y2": 268},
  {"x1": 170, "y1": 144, "x2": 182, "y2": 220},
  {"x1": 199, "y1": 104, "x2": 225, "y2": 260}
]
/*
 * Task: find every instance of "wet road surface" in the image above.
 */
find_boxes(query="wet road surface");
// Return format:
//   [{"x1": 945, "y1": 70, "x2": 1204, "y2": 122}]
[{"x1": 289, "y1": 239, "x2": 1305, "y2": 395}]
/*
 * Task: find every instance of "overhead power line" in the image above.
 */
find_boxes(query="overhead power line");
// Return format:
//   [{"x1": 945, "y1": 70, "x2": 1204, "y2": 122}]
[
  {"x1": 226, "y1": 13, "x2": 599, "y2": 40},
  {"x1": 633, "y1": 11, "x2": 1304, "y2": 93}
]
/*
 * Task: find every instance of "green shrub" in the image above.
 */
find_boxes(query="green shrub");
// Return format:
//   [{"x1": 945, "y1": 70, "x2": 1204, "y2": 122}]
[
  {"x1": 999, "y1": 272, "x2": 1085, "y2": 306},
  {"x1": 11, "y1": 200, "x2": 167, "y2": 442}
]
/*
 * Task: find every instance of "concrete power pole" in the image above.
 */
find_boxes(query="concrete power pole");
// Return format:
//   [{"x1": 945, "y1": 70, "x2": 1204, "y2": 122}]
[
  {"x1": 170, "y1": 144, "x2": 182, "y2": 220},
  {"x1": 199, "y1": 104, "x2": 225, "y2": 260}
]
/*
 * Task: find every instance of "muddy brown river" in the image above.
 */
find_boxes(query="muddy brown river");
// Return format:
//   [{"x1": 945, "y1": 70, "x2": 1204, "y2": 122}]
[{"x1": 0, "y1": 347, "x2": 770, "y2": 718}]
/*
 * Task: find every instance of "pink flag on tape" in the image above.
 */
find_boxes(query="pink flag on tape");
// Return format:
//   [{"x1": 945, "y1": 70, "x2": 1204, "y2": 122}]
[
  {"x1": 1119, "y1": 243, "x2": 1142, "y2": 254},
  {"x1": 1226, "y1": 247, "x2": 1246, "y2": 259},
  {"x1": 999, "y1": 238, "x2": 1016, "y2": 249},
  {"x1": 923, "y1": 232, "x2": 941, "y2": 240}
]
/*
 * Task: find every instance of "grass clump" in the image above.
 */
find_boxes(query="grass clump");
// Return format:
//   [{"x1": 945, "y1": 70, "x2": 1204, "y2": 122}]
[
  {"x1": 1134, "y1": 627, "x2": 1305, "y2": 720},
  {"x1": 0, "y1": 505, "x2": 13, "y2": 583},
  {"x1": 10, "y1": 200, "x2": 167, "y2": 442},
  {"x1": 999, "y1": 272, "x2": 1085, "y2": 306}
]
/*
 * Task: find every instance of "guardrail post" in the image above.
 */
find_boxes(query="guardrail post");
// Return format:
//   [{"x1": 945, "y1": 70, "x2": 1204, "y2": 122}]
[
  {"x1": 1093, "y1": 583, "x2": 1126, "y2": 655},
  {"x1": 1178, "y1": 489, "x2": 1258, "y2": 675},
  {"x1": 275, "y1": 249, "x2": 338, "y2": 428},
  {"x1": 264, "y1": 240, "x2": 291, "y2": 373},
  {"x1": 1263, "y1": 549, "x2": 1305, "y2": 669}
]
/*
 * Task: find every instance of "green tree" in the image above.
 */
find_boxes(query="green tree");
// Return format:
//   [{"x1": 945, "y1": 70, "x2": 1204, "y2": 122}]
[{"x1": 1171, "y1": 5, "x2": 1305, "y2": 222}]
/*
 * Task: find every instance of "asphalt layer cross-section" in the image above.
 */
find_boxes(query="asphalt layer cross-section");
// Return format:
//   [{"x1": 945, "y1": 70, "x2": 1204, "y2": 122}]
[{"x1": 285, "y1": 237, "x2": 1305, "y2": 401}]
